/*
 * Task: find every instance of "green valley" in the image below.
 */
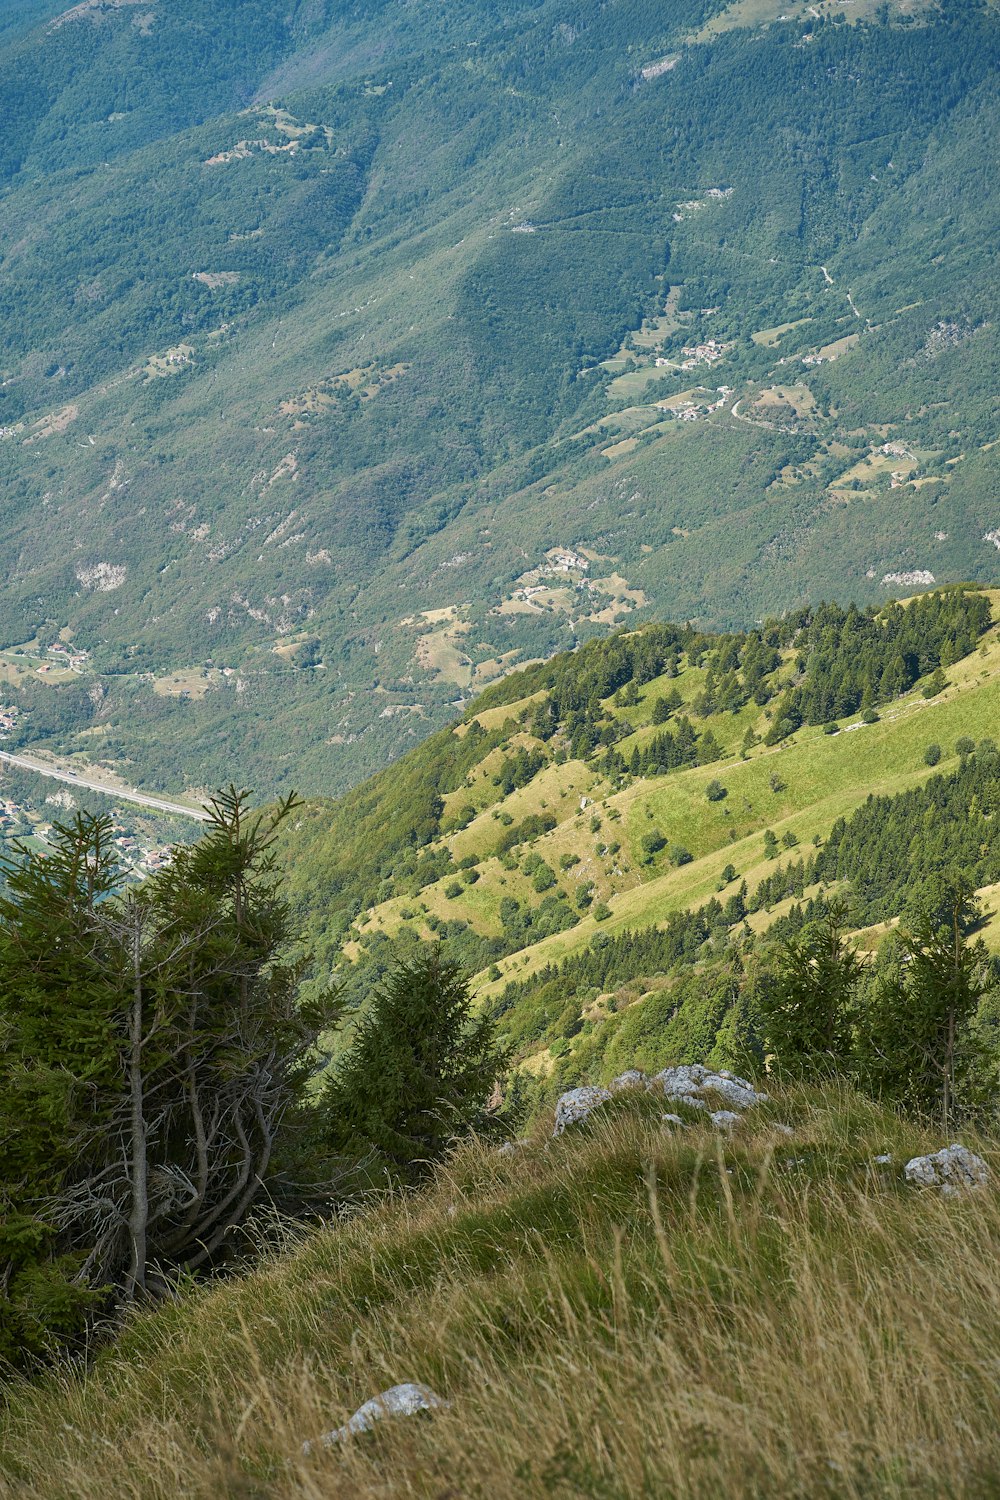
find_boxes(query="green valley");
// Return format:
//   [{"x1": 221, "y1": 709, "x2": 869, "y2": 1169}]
[
  {"x1": 5, "y1": 6, "x2": 1000, "y2": 1495},
  {"x1": 0, "y1": 0, "x2": 994, "y2": 798}
]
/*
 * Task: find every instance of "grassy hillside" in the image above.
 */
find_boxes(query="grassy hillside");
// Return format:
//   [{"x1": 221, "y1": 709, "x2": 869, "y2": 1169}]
[
  {"x1": 281, "y1": 588, "x2": 996, "y2": 926},
  {"x1": 3, "y1": 1085, "x2": 1000, "y2": 1497},
  {"x1": 0, "y1": 0, "x2": 995, "y2": 797},
  {"x1": 264, "y1": 586, "x2": 1000, "y2": 1104}
]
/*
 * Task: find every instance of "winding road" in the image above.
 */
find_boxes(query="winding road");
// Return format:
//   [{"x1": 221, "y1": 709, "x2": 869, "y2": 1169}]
[{"x1": 0, "y1": 749, "x2": 211, "y2": 821}]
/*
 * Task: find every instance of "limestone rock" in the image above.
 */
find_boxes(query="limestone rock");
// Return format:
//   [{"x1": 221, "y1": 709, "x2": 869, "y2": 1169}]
[
  {"x1": 655, "y1": 1064, "x2": 766, "y2": 1112},
  {"x1": 552, "y1": 1085, "x2": 612, "y2": 1135},
  {"x1": 904, "y1": 1144, "x2": 989, "y2": 1193},
  {"x1": 662, "y1": 1113, "x2": 688, "y2": 1128},
  {"x1": 497, "y1": 1138, "x2": 532, "y2": 1156},
  {"x1": 610, "y1": 1069, "x2": 649, "y2": 1092},
  {"x1": 303, "y1": 1383, "x2": 449, "y2": 1453},
  {"x1": 710, "y1": 1110, "x2": 741, "y2": 1129}
]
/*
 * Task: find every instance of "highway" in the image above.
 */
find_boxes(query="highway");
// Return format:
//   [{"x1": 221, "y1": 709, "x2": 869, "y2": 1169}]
[{"x1": 0, "y1": 749, "x2": 211, "y2": 821}]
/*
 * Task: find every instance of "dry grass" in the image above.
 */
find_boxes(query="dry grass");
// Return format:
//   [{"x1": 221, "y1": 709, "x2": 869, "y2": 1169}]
[{"x1": 3, "y1": 1087, "x2": 1000, "y2": 1498}]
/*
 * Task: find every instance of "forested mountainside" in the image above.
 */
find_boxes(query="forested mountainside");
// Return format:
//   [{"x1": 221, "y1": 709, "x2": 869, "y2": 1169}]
[
  {"x1": 277, "y1": 585, "x2": 1000, "y2": 1100},
  {"x1": 0, "y1": 0, "x2": 996, "y2": 798}
]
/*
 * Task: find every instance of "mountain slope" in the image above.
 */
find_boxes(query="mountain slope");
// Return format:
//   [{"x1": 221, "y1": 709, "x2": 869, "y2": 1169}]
[
  {"x1": 275, "y1": 586, "x2": 1000, "y2": 1086},
  {"x1": 4, "y1": 1085, "x2": 1000, "y2": 1498},
  {"x1": 0, "y1": 0, "x2": 996, "y2": 796}
]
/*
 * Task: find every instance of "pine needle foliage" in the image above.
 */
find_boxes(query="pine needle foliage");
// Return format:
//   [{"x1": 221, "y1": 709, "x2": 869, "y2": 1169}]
[
  {"x1": 0, "y1": 788, "x2": 338, "y2": 1368},
  {"x1": 860, "y1": 886, "x2": 990, "y2": 1130},
  {"x1": 322, "y1": 947, "x2": 507, "y2": 1186},
  {"x1": 757, "y1": 900, "x2": 863, "y2": 1079}
]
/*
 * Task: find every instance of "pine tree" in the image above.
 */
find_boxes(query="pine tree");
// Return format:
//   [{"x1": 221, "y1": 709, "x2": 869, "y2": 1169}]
[
  {"x1": 758, "y1": 900, "x2": 863, "y2": 1078},
  {"x1": 859, "y1": 886, "x2": 988, "y2": 1128},
  {"x1": 322, "y1": 946, "x2": 508, "y2": 1185},
  {"x1": 0, "y1": 789, "x2": 337, "y2": 1363}
]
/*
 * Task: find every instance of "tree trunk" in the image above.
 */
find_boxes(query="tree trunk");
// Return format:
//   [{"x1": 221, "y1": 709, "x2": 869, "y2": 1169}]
[{"x1": 125, "y1": 922, "x2": 148, "y2": 1300}]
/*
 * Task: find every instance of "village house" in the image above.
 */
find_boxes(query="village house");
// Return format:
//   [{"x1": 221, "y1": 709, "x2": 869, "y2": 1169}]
[
  {"x1": 678, "y1": 339, "x2": 729, "y2": 371},
  {"x1": 547, "y1": 550, "x2": 589, "y2": 573}
]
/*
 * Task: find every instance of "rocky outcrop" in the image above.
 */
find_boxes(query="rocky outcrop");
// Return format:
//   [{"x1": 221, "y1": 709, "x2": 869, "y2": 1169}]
[
  {"x1": 552, "y1": 1086, "x2": 612, "y2": 1134},
  {"x1": 655, "y1": 1064, "x2": 767, "y2": 1112},
  {"x1": 303, "y1": 1383, "x2": 449, "y2": 1453},
  {"x1": 610, "y1": 1070, "x2": 650, "y2": 1093},
  {"x1": 904, "y1": 1144, "x2": 989, "y2": 1194},
  {"x1": 552, "y1": 1063, "x2": 767, "y2": 1137}
]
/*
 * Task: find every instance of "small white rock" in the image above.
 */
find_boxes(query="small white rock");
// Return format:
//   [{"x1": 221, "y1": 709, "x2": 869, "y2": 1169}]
[
  {"x1": 773, "y1": 1124, "x2": 795, "y2": 1137},
  {"x1": 873, "y1": 1153, "x2": 893, "y2": 1165},
  {"x1": 303, "y1": 1383, "x2": 449, "y2": 1453},
  {"x1": 497, "y1": 1138, "x2": 532, "y2": 1156},
  {"x1": 662, "y1": 1112, "x2": 688, "y2": 1128},
  {"x1": 552, "y1": 1085, "x2": 612, "y2": 1135},
  {"x1": 904, "y1": 1144, "x2": 989, "y2": 1193},
  {"x1": 710, "y1": 1110, "x2": 741, "y2": 1130}
]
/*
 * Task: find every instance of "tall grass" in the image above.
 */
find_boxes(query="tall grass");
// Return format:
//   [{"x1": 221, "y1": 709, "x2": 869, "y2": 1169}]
[{"x1": 2, "y1": 1086, "x2": 999, "y2": 1498}]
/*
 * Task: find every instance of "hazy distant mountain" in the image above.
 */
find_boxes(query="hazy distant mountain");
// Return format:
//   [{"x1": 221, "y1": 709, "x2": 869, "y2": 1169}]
[{"x1": 0, "y1": 0, "x2": 996, "y2": 796}]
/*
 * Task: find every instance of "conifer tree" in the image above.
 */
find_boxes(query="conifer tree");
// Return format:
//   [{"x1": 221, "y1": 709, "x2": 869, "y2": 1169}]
[
  {"x1": 0, "y1": 789, "x2": 336, "y2": 1363},
  {"x1": 758, "y1": 900, "x2": 863, "y2": 1077},
  {"x1": 322, "y1": 946, "x2": 507, "y2": 1185},
  {"x1": 860, "y1": 885, "x2": 988, "y2": 1129}
]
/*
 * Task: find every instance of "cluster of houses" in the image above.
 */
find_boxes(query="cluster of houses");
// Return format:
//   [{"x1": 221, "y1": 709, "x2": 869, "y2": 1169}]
[
  {"x1": 0, "y1": 800, "x2": 174, "y2": 878},
  {"x1": 546, "y1": 549, "x2": 590, "y2": 574},
  {"x1": 508, "y1": 550, "x2": 592, "y2": 607},
  {"x1": 112, "y1": 826, "x2": 173, "y2": 874},
  {"x1": 657, "y1": 386, "x2": 732, "y2": 422},
  {"x1": 677, "y1": 338, "x2": 729, "y2": 371},
  {"x1": 47, "y1": 642, "x2": 90, "y2": 670},
  {"x1": 0, "y1": 705, "x2": 20, "y2": 736},
  {"x1": 0, "y1": 799, "x2": 24, "y2": 830},
  {"x1": 654, "y1": 339, "x2": 730, "y2": 373}
]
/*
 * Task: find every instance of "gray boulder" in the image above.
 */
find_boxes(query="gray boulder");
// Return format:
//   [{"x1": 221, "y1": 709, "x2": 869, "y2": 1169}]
[
  {"x1": 303, "y1": 1383, "x2": 449, "y2": 1453},
  {"x1": 552, "y1": 1085, "x2": 612, "y2": 1135},
  {"x1": 904, "y1": 1144, "x2": 989, "y2": 1194},
  {"x1": 610, "y1": 1069, "x2": 649, "y2": 1092},
  {"x1": 710, "y1": 1110, "x2": 741, "y2": 1130},
  {"x1": 655, "y1": 1064, "x2": 766, "y2": 1112}
]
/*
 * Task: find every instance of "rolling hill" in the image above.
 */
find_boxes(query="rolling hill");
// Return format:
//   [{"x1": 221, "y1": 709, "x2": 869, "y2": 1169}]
[
  {"x1": 0, "y1": 0, "x2": 996, "y2": 798},
  {"x1": 276, "y1": 584, "x2": 1000, "y2": 1091}
]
